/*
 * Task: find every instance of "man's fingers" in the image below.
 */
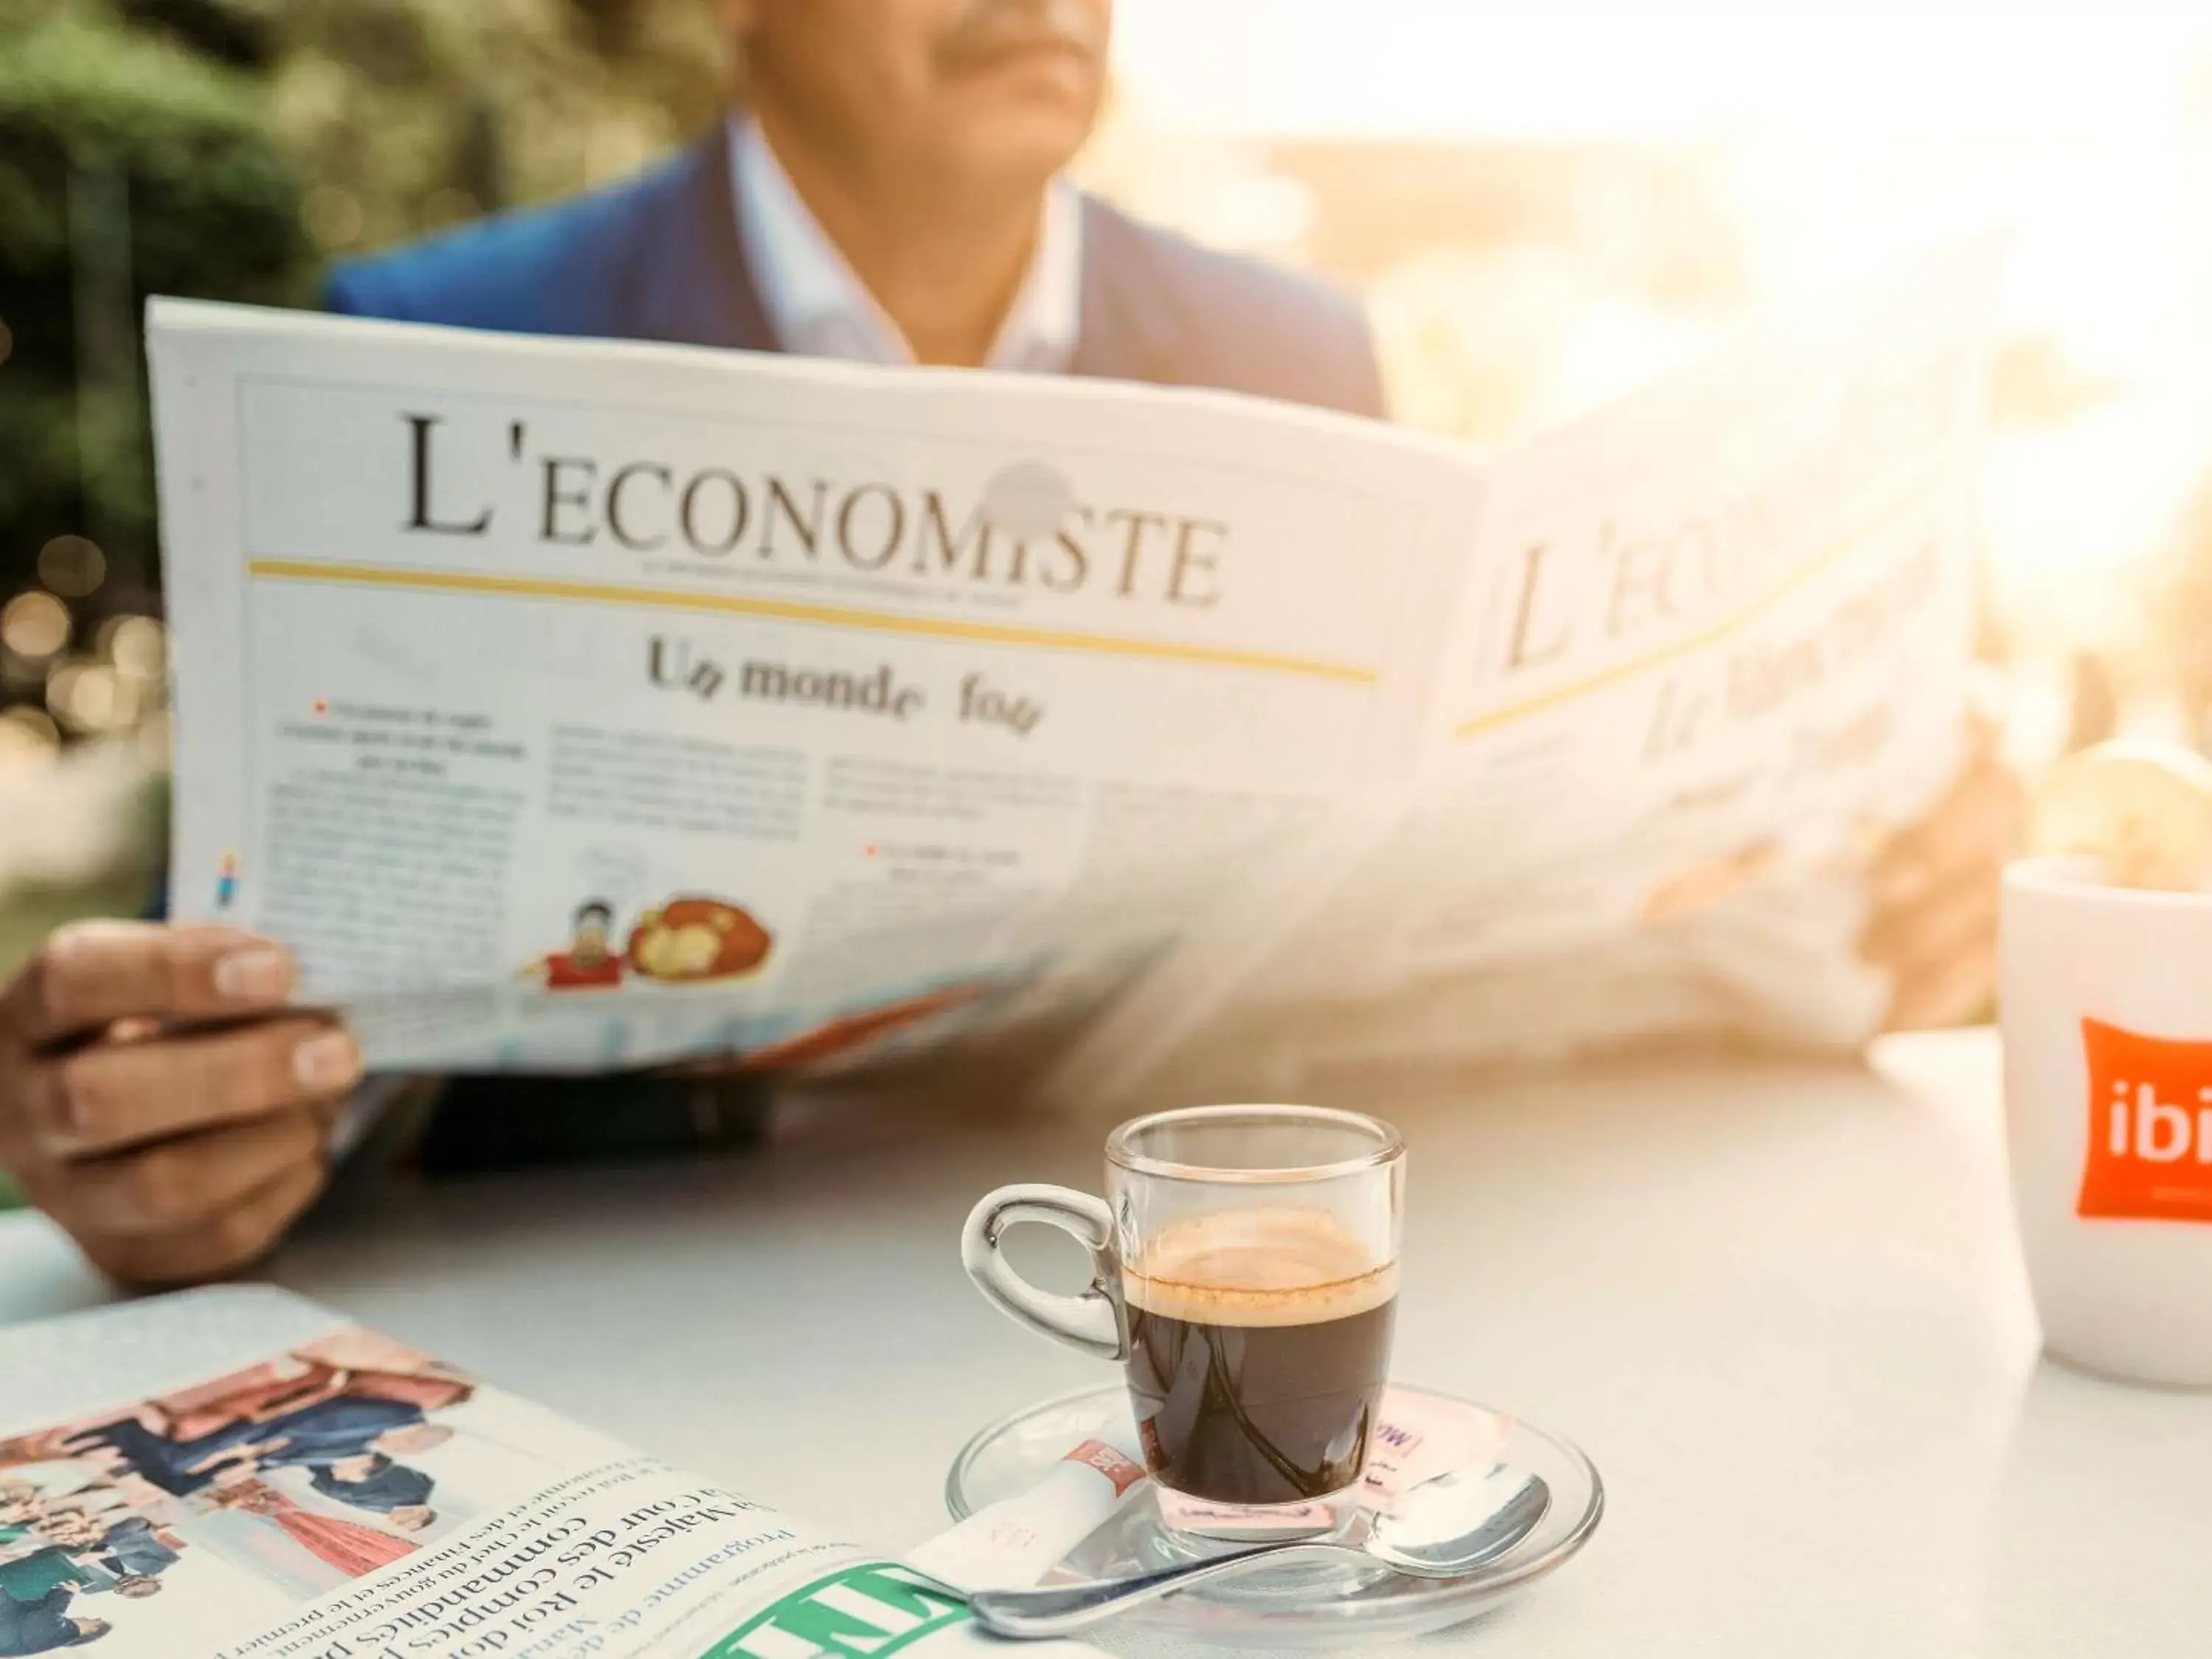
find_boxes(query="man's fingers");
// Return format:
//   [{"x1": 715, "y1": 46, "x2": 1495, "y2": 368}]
[
  {"x1": 25, "y1": 1018, "x2": 361, "y2": 1158},
  {"x1": 1884, "y1": 940, "x2": 1999, "y2": 1033},
  {"x1": 77, "y1": 1158, "x2": 327, "y2": 1289},
  {"x1": 1861, "y1": 870, "x2": 2000, "y2": 981},
  {"x1": 0, "y1": 922, "x2": 298, "y2": 1048},
  {"x1": 52, "y1": 1110, "x2": 327, "y2": 1239},
  {"x1": 1870, "y1": 759, "x2": 2026, "y2": 911}
]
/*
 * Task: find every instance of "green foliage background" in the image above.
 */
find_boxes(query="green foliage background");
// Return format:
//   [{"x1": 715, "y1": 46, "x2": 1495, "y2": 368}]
[
  {"x1": 0, "y1": 4, "x2": 310, "y2": 609},
  {"x1": 0, "y1": 0, "x2": 731, "y2": 1210},
  {"x1": 0, "y1": 0, "x2": 728, "y2": 614}
]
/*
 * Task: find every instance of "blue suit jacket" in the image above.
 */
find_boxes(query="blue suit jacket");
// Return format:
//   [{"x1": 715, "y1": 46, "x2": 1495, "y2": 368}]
[{"x1": 325, "y1": 128, "x2": 1385, "y2": 418}]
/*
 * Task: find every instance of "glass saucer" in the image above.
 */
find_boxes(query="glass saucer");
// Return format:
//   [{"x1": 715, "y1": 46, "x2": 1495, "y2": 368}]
[{"x1": 945, "y1": 1382, "x2": 1604, "y2": 1649}]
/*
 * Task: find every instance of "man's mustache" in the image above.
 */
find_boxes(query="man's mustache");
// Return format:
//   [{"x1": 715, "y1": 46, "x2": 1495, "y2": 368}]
[{"x1": 936, "y1": 0, "x2": 1107, "y2": 69}]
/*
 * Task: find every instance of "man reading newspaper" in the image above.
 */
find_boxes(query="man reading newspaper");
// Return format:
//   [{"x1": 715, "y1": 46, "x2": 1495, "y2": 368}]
[{"x1": 0, "y1": 0, "x2": 2018, "y2": 1287}]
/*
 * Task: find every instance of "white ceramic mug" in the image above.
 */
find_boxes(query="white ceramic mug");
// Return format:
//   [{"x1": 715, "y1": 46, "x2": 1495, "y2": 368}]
[{"x1": 2001, "y1": 857, "x2": 2212, "y2": 1385}]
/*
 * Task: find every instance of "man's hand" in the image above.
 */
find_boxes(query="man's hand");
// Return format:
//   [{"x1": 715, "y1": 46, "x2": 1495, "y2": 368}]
[
  {"x1": 0, "y1": 922, "x2": 361, "y2": 1285},
  {"x1": 1863, "y1": 736, "x2": 2027, "y2": 1032}
]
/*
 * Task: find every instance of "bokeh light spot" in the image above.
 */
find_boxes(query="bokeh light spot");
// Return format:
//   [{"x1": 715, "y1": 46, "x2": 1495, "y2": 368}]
[
  {"x1": 37, "y1": 534, "x2": 106, "y2": 599},
  {"x1": 46, "y1": 661, "x2": 131, "y2": 734},
  {"x1": 0, "y1": 706, "x2": 60, "y2": 770},
  {"x1": 300, "y1": 184, "x2": 366, "y2": 248},
  {"x1": 1, "y1": 592, "x2": 72, "y2": 660},
  {"x1": 106, "y1": 616, "x2": 168, "y2": 681}
]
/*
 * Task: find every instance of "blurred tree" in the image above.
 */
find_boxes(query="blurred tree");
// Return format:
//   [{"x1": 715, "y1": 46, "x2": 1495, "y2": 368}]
[
  {"x1": 269, "y1": 0, "x2": 727, "y2": 265},
  {"x1": 0, "y1": 1, "x2": 313, "y2": 634},
  {"x1": 118, "y1": 0, "x2": 281, "y2": 69},
  {"x1": 0, "y1": 0, "x2": 731, "y2": 731}
]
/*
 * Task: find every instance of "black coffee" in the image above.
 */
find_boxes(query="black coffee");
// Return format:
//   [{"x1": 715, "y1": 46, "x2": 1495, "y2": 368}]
[{"x1": 1123, "y1": 1211, "x2": 1397, "y2": 1506}]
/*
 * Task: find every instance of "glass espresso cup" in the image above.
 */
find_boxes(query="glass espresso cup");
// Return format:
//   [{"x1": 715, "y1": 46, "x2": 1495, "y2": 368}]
[{"x1": 962, "y1": 1105, "x2": 1404, "y2": 1538}]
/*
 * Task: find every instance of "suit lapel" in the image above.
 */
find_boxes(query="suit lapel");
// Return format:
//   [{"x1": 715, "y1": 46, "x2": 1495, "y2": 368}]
[
  {"x1": 640, "y1": 128, "x2": 782, "y2": 355},
  {"x1": 1070, "y1": 196, "x2": 1180, "y2": 386}
]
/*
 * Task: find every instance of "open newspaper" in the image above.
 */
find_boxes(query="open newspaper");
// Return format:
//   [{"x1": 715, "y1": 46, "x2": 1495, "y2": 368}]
[
  {"x1": 0, "y1": 1287, "x2": 1100, "y2": 1659},
  {"x1": 147, "y1": 240, "x2": 1997, "y2": 1085}
]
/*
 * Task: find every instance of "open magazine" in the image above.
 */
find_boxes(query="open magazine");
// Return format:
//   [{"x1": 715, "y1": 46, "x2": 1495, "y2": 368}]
[
  {"x1": 0, "y1": 1287, "x2": 1103, "y2": 1658},
  {"x1": 146, "y1": 239, "x2": 1998, "y2": 1085}
]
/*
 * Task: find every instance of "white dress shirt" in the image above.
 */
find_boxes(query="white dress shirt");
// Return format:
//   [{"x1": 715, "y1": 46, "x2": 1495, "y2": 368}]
[{"x1": 729, "y1": 115, "x2": 1084, "y2": 372}]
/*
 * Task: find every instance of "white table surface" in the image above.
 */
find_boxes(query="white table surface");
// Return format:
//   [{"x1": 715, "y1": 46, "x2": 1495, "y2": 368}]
[{"x1": 1, "y1": 1029, "x2": 2208, "y2": 1657}]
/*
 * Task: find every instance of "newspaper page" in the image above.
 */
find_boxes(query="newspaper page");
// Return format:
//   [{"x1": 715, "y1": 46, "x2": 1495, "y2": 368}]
[
  {"x1": 147, "y1": 303, "x2": 1481, "y2": 1073},
  {"x1": 0, "y1": 1287, "x2": 1099, "y2": 1659},
  {"x1": 1053, "y1": 239, "x2": 2003, "y2": 1102}
]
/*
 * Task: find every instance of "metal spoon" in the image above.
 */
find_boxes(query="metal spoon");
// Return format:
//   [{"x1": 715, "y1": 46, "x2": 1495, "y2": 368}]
[{"x1": 968, "y1": 1464, "x2": 1551, "y2": 1639}]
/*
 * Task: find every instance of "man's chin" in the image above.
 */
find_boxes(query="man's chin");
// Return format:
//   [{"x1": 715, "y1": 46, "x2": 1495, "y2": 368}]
[{"x1": 942, "y1": 100, "x2": 1097, "y2": 190}]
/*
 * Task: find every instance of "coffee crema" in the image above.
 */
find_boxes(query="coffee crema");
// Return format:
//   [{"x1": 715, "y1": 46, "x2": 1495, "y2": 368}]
[{"x1": 1122, "y1": 1209, "x2": 1397, "y2": 1506}]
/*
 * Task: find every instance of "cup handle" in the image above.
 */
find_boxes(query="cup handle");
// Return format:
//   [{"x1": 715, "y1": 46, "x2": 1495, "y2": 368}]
[{"x1": 961, "y1": 1184, "x2": 1128, "y2": 1363}]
